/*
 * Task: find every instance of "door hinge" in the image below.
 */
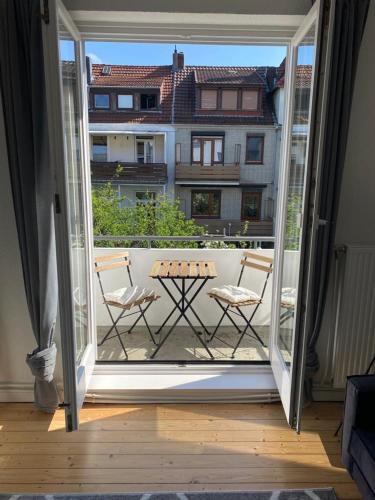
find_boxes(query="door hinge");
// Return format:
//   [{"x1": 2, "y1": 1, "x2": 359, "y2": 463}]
[
  {"x1": 41, "y1": 0, "x2": 49, "y2": 24},
  {"x1": 54, "y1": 193, "x2": 61, "y2": 214}
]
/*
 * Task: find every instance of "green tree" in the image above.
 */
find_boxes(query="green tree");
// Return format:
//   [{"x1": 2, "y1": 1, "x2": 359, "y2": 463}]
[
  {"x1": 92, "y1": 184, "x2": 204, "y2": 248},
  {"x1": 285, "y1": 194, "x2": 302, "y2": 250}
]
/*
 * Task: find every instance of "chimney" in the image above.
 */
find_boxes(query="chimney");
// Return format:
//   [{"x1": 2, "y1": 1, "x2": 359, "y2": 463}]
[{"x1": 172, "y1": 47, "x2": 184, "y2": 71}]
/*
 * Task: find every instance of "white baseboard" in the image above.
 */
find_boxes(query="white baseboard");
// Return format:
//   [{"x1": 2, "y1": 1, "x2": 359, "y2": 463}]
[{"x1": 0, "y1": 383, "x2": 34, "y2": 402}]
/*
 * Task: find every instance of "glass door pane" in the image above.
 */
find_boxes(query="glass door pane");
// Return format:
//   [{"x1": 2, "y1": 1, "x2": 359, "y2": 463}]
[
  {"x1": 203, "y1": 140, "x2": 212, "y2": 165},
  {"x1": 60, "y1": 36, "x2": 88, "y2": 362},
  {"x1": 269, "y1": 0, "x2": 320, "y2": 429},
  {"x1": 277, "y1": 25, "x2": 316, "y2": 368}
]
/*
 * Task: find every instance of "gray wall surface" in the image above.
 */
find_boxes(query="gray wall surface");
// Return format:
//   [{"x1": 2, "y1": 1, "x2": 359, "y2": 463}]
[{"x1": 314, "y1": 1, "x2": 375, "y2": 392}]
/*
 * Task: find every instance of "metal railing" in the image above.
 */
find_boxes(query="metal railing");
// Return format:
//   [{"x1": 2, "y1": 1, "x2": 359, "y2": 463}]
[{"x1": 94, "y1": 234, "x2": 275, "y2": 249}]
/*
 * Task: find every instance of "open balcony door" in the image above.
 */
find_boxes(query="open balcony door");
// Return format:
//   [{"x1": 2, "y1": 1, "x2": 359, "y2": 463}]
[
  {"x1": 270, "y1": 1, "x2": 322, "y2": 431},
  {"x1": 42, "y1": 0, "x2": 96, "y2": 431}
]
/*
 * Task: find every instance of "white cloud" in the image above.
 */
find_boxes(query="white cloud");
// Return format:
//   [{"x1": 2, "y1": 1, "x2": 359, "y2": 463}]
[{"x1": 87, "y1": 52, "x2": 103, "y2": 64}]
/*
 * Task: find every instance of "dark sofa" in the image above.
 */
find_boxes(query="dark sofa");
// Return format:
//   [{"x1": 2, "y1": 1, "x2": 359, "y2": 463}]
[{"x1": 342, "y1": 375, "x2": 375, "y2": 500}]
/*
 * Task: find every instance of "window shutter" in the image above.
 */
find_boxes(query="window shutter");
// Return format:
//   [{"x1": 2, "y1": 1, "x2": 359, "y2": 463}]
[
  {"x1": 242, "y1": 90, "x2": 258, "y2": 110},
  {"x1": 221, "y1": 90, "x2": 237, "y2": 110},
  {"x1": 200, "y1": 90, "x2": 217, "y2": 109}
]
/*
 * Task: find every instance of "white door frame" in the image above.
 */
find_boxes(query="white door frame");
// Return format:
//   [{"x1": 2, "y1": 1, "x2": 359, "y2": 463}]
[
  {"x1": 269, "y1": 2, "x2": 320, "y2": 426},
  {"x1": 42, "y1": 0, "x2": 96, "y2": 430}
]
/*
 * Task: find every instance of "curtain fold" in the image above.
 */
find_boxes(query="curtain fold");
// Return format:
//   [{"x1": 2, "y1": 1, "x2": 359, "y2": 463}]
[
  {"x1": 305, "y1": 0, "x2": 370, "y2": 400},
  {"x1": 0, "y1": 0, "x2": 59, "y2": 412}
]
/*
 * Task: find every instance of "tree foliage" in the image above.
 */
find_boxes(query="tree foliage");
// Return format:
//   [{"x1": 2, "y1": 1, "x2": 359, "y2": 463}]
[
  {"x1": 285, "y1": 194, "x2": 302, "y2": 251},
  {"x1": 92, "y1": 184, "x2": 204, "y2": 248}
]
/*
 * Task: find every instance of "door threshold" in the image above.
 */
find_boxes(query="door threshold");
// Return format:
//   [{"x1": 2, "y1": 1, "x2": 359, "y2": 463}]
[{"x1": 87, "y1": 363, "x2": 279, "y2": 403}]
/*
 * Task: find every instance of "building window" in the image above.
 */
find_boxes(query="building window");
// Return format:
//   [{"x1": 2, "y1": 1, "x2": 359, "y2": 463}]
[
  {"x1": 92, "y1": 135, "x2": 107, "y2": 162},
  {"x1": 191, "y1": 190, "x2": 221, "y2": 218},
  {"x1": 140, "y1": 94, "x2": 157, "y2": 110},
  {"x1": 242, "y1": 192, "x2": 261, "y2": 220},
  {"x1": 136, "y1": 137, "x2": 154, "y2": 164},
  {"x1": 192, "y1": 136, "x2": 224, "y2": 165},
  {"x1": 117, "y1": 94, "x2": 133, "y2": 109},
  {"x1": 242, "y1": 90, "x2": 259, "y2": 110},
  {"x1": 175, "y1": 143, "x2": 181, "y2": 164},
  {"x1": 200, "y1": 89, "x2": 217, "y2": 109},
  {"x1": 221, "y1": 90, "x2": 238, "y2": 110},
  {"x1": 246, "y1": 134, "x2": 264, "y2": 164},
  {"x1": 136, "y1": 191, "x2": 156, "y2": 205},
  {"x1": 94, "y1": 94, "x2": 110, "y2": 109}
]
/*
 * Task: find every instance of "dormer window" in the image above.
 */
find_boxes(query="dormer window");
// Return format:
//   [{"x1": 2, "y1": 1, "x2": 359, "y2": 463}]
[
  {"x1": 117, "y1": 94, "x2": 133, "y2": 109},
  {"x1": 94, "y1": 93, "x2": 110, "y2": 109},
  {"x1": 242, "y1": 90, "x2": 259, "y2": 110},
  {"x1": 200, "y1": 90, "x2": 217, "y2": 109},
  {"x1": 140, "y1": 94, "x2": 157, "y2": 110},
  {"x1": 221, "y1": 90, "x2": 238, "y2": 110}
]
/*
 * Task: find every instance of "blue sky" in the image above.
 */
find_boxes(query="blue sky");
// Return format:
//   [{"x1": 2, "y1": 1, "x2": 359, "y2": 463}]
[
  {"x1": 60, "y1": 41, "x2": 316, "y2": 67},
  {"x1": 81, "y1": 42, "x2": 287, "y2": 67}
]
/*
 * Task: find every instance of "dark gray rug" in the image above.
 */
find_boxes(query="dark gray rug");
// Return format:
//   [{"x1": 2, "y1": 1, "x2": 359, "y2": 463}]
[{"x1": 0, "y1": 489, "x2": 337, "y2": 500}]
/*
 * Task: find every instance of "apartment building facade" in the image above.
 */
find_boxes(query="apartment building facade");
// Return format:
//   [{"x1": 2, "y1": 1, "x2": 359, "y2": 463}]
[{"x1": 88, "y1": 52, "x2": 285, "y2": 235}]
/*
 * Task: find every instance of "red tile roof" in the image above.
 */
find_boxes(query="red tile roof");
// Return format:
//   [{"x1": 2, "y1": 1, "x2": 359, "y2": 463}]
[
  {"x1": 89, "y1": 64, "x2": 173, "y2": 124},
  {"x1": 88, "y1": 63, "x2": 293, "y2": 125},
  {"x1": 90, "y1": 64, "x2": 169, "y2": 88},
  {"x1": 275, "y1": 65, "x2": 312, "y2": 89},
  {"x1": 194, "y1": 67, "x2": 265, "y2": 86}
]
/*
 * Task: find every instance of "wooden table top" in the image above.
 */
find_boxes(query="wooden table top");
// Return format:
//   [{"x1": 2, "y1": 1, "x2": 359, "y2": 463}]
[{"x1": 150, "y1": 260, "x2": 217, "y2": 279}]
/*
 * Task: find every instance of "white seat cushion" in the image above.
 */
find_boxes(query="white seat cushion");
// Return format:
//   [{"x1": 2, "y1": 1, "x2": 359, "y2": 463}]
[
  {"x1": 209, "y1": 285, "x2": 261, "y2": 304},
  {"x1": 281, "y1": 287, "x2": 296, "y2": 307},
  {"x1": 104, "y1": 285, "x2": 156, "y2": 306}
]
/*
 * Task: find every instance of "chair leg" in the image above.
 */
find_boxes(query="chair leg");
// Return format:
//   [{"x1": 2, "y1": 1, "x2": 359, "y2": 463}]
[
  {"x1": 98, "y1": 307, "x2": 128, "y2": 359},
  {"x1": 208, "y1": 299, "x2": 241, "y2": 343},
  {"x1": 231, "y1": 306, "x2": 266, "y2": 358},
  {"x1": 98, "y1": 307, "x2": 126, "y2": 346},
  {"x1": 137, "y1": 302, "x2": 157, "y2": 345}
]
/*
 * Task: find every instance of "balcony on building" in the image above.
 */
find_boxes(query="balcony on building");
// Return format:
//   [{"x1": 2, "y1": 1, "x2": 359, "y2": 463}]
[
  {"x1": 90, "y1": 131, "x2": 169, "y2": 186},
  {"x1": 174, "y1": 139, "x2": 241, "y2": 185}
]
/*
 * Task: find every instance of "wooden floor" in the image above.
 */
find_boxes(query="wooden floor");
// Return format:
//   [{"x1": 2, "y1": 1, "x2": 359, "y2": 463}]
[{"x1": 0, "y1": 402, "x2": 360, "y2": 499}]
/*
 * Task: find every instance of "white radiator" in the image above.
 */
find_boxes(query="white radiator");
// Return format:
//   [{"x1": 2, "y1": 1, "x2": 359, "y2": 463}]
[{"x1": 332, "y1": 244, "x2": 375, "y2": 388}]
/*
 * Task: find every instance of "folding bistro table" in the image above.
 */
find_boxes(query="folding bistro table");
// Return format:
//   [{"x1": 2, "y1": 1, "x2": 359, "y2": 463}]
[{"x1": 149, "y1": 260, "x2": 217, "y2": 359}]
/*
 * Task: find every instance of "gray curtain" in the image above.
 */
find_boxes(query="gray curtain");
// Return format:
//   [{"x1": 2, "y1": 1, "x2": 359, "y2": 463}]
[
  {"x1": 305, "y1": 0, "x2": 370, "y2": 399},
  {"x1": 0, "y1": 0, "x2": 59, "y2": 412}
]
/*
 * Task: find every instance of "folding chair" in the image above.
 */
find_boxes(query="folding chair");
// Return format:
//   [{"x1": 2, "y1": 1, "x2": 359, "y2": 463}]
[
  {"x1": 94, "y1": 252, "x2": 160, "y2": 359},
  {"x1": 280, "y1": 287, "x2": 296, "y2": 325},
  {"x1": 207, "y1": 251, "x2": 273, "y2": 358}
]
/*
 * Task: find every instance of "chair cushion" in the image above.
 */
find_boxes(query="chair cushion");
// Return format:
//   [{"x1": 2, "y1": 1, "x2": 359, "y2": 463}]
[
  {"x1": 209, "y1": 285, "x2": 261, "y2": 304},
  {"x1": 104, "y1": 286, "x2": 156, "y2": 306},
  {"x1": 350, "y1": 428, "x2": 375, "y2": 494},
  {"x1": 281, "y1": 287, "x2": 296, "y2": 307}
]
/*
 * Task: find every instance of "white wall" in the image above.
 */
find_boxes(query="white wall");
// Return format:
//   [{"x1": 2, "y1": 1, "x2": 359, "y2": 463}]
[
  {"x1": 94, "y1": 247, "x2": 276, "y2": 327},
  {"x1": 0, "y1": 95, "x2": 64, "y2": 402},
  {"x1": 0, "y1": 97, "x2": 36, "y2": 392}
]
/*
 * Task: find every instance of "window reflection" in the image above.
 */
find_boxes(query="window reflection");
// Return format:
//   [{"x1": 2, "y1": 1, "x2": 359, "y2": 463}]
[{"x1": 277, "y1": 25, "x2": 315, "y2": 367}]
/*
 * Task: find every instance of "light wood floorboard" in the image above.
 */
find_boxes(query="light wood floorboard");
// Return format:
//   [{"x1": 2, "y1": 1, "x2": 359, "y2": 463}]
[{"x1": 0, "y1": 402, "x2": 359, "y2": 499}]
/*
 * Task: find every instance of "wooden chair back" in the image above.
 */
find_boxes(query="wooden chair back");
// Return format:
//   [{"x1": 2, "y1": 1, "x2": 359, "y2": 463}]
[
  {"x1": 240, "y1": 251, "x2": 273, "y2": 274},
  {"x1": 94, "y1": 252, "x2": 131, "y2": 274}
]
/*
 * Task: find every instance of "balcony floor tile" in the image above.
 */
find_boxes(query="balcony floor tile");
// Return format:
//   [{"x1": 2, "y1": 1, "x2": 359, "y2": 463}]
[{"x1": 96, "y1": 326, "x2": 271, "y2": 362}]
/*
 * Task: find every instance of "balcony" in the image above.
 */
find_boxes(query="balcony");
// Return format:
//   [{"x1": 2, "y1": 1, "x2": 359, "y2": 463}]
[
  {"x1": 92, "y1": 236, "x2": 296, "y2": 363},
  {"x1": 91, "y1": 161, "x2": 168, "y2": 185},
  {"x1": 175, "y1": 164, "x2": 240, "y2": 184}
]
